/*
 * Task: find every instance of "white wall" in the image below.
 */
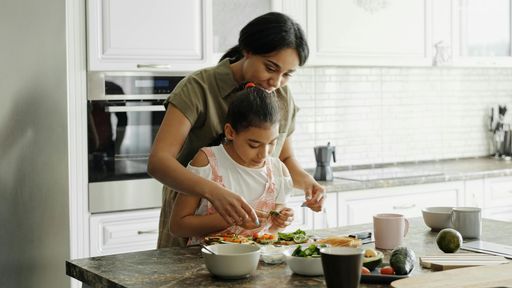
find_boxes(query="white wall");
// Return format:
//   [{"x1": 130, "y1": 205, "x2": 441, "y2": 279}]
[{"x1": 291, "y1": 67, "x2": 512, "y2": 168}]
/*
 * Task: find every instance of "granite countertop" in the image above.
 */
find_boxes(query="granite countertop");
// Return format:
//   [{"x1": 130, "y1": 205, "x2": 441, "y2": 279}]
[
  {"x1": 66, "y1": 218, "x2": 512, "y2": 288},
  {"x1": 302, "y1": 157, "x2": 512, "y2": 195}
]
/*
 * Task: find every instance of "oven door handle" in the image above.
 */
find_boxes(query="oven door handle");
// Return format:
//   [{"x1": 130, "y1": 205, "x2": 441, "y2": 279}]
[{"x1": 105, "y1": 105, "x2": 166, "y2": 112}]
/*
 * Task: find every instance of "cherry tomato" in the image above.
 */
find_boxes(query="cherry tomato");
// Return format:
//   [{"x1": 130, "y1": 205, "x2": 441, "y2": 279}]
[
  {"x1": 361, "y1": 267, "x2": 371, "y2": 275},
  {"x1": 380, "y1": 266, "x2": 395, "y2": 275},
  {"x1": 252, "y1": 232, "x2": 259, "y2": 239}
]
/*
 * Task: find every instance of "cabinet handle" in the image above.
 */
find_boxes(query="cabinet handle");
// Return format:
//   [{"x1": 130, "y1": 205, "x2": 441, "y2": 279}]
[
  {"x1": 137, "y1": 64, "x2": 172, "y2": 69},
  {"x1": 105, "y1": 105, "x2": 165, "y2": 112},
  {"x1": 137, "y1": 229, "x2": 158, "y2": 235},
  {"x1": 393, "y1": 204, "x2": 416, "y2": 210}
]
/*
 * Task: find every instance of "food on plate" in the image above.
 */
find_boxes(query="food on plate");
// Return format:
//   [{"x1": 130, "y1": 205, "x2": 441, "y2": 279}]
[
  {"x1": 390, "y1": 247, "x2": 416, "y2": 275},
  {"x1": 291, "y1": 244, "x2": 326, "y2": 258},
  {"x1": 436, "y1": 228, "x2": 463, "y2": 253},
  {"x1": 316, "y1": 235, "x2": 362, "y2": 247},
  {"x1": 204, "y1": 234, "x2": 252, "y2": 245},
  {"x1": 362, "y1": 248, "x2": 384, "y2": 271},
  {"x1": 361, "y1": 267, "x2": 371, "y2": 275},
  {"x1": 252, "y1": 232, "x2": 276, "y2": 245},
  {"x1": 379, "y1": 265, "x2": 395, "y2": 275},
  {"x1": 275, "y1": 229, "x2": 310, "y2": 245}
]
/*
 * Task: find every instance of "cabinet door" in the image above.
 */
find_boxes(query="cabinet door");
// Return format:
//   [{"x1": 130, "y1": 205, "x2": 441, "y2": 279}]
[
  {"x1": 483, "y1": 176, "x2": 512, "y2": 209},
  {"x1": 305, "y1": 0, "x2": 432, "y2": 66},
  {"x1": 211, "y1": 0, "x2": 273, "y2": 64},
  {"x1": 452, "y1": 0, "x2": 512, "y2": 66},
  {"x1": 87, "y1": 0, "x2": 209, "y2": 71},
  {"x1": 338, "y1": 181, "x2": 464, "y2": 226},
  {"x1": 287, "y1": 193, "x2": 313, "y2": 231},
  {"x1": 90, "y1": 209, "x2": 160, "y2": 256}
]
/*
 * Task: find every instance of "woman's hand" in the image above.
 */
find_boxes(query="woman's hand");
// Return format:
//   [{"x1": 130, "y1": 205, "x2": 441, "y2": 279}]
[
  {"x1": 240, "y1": 209, "x2": 268, "y2": 230},
  {"x1": 302, "y1": 175, "x2": 325, "y2": 212},
  {"x1": 206, "y1": 186, "x2": 259, "y2": 227}
]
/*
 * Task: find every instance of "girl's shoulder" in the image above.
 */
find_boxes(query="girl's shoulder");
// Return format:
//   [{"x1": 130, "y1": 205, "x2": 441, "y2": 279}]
[{"x1": 189, "y1": 148, "x2": 210, "y2": 168}]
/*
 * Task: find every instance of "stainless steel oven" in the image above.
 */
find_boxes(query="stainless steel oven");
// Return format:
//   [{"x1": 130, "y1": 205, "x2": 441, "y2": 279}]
[{"x1": 87, "y1": 72, "x2": 185, "y2": 213}]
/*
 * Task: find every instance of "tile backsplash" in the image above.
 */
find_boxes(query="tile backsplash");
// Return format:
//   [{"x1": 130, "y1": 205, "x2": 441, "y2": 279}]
[{"x1": 290, "y1": 66, "x2": 512, "y2": 169}]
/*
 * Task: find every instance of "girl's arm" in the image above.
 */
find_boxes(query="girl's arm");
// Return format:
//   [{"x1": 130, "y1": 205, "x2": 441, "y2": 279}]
[
  {"x1": 279, "y1": 137, "x2": 325, "y2": 212},
  {"x1": 169, "y1": 150, "x2": 232, "y2": 237},
  {"x1": 148, "y1": 105, "x2": 258, "y2": 225}
]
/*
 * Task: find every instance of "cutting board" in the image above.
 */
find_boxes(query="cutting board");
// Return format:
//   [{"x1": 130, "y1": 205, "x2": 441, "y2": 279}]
[
  {"x1": 391, "y1": 262, "x2": 512, "y2": 288},
  {"x1": 420, "y1": 253, "x2": 509, "y2": 271}
]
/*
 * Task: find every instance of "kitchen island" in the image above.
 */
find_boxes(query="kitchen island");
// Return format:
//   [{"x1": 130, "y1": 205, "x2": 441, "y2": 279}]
[{"x1": 66, "y1": 218, "x2": 512, "y2": 288}]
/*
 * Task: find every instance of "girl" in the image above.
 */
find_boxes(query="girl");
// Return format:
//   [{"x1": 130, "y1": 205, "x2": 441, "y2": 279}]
[{"x1": 169, "y1": 85, "x2": 294, "y2": 245}]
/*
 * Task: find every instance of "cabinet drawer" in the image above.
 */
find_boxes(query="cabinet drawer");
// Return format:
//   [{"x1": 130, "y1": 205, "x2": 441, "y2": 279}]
[
  {"x1": 90, "y1": 209, "x2": 160, "y2": 256},
  {"x1": 339, "y1": 182, "x2": 464, "y2": 225},
  {"x1": 484, "y1": 176, "x2": 512, "y2": 208}
]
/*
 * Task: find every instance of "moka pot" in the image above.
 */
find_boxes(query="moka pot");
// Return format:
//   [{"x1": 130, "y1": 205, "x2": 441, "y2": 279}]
[{"x1": 313, "y1": 143, "x2": 336, "y2": 181}]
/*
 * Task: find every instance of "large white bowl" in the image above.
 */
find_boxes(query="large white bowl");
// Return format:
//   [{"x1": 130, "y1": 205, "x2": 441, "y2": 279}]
[
  {"x1": 283, "y1": 246, "x2": 324, "y2": 276},
  {"x1": 422, "y1": 207, "x2": 453, "y2": 231},
  {"x1": 202, "y1": 243, "x2": 260, "y2": 279}
]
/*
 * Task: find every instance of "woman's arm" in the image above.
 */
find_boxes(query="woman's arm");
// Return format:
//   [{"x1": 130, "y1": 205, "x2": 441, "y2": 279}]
[
  {"x1": 279, "y1": 137, "x2": 325, "y2": 212},
  {"x1": 148, "y1": 105, "x2": 258, "y2": 225}
]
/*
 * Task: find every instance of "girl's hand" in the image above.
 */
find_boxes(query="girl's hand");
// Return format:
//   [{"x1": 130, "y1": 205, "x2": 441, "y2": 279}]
[
  {"x1": 207, "y1": 186, "x2": 259, "y2": 227},
  {"x1": 302, "y1": 176, "x2": 325, "y2": 212},
  {"x1": 270, "y1": 207, "x2": 294, "y2": 229}
]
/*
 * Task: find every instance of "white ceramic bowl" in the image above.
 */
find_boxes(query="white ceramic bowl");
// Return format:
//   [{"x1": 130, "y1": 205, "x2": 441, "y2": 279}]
[
  {"x1": 283, "y1": 246, "x2": 324, "y2": 276},
  {"x1": 422, "y1": 206, "x2": 453, "y2": 231},
  {"x1": 202, "y1": 243, "x2": 260, "y2": 279}
]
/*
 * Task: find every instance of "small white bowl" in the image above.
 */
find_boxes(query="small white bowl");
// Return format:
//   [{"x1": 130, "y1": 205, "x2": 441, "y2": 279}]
[
  {"x1": 283, "y1": 246, "x2": 323, "y2": 276},
  {"x1": 260, "y1": 245, "x2": 286, "y2": 264},
  {"x1": 422, "y1": 207, "x2": 453, "y2": 231},
  {"x1": 202, "y1": 244, "x2": 260, "y2": 279}
]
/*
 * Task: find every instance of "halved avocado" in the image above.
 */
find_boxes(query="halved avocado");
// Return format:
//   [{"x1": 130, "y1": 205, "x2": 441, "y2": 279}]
[{"x1": 362, "y1": 249, "x2": 384, "y2": 271}]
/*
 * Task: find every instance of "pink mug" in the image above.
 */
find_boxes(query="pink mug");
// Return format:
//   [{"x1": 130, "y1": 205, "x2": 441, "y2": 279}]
[{"x1": 373, "y1": 213, "x2": 409, "y2": 250}]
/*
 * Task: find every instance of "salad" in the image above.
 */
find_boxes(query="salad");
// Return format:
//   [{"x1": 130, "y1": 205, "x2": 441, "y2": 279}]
[{"x1": 291, "y1": 244, "x2": 327, "y2": 258}]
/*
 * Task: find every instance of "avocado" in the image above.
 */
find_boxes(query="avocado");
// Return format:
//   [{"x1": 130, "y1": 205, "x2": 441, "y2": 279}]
[
  {"x1": 362, "y1": 249, "x2": 384, "y2": 271},
  {"x1": 390, "y1": 247, "x2": 416, "y2": 275}
]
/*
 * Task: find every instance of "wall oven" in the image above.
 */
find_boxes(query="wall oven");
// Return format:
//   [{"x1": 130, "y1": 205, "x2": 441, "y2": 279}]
[{"x1": 87, "y1": 72, "x2": 185, "y2": 213}]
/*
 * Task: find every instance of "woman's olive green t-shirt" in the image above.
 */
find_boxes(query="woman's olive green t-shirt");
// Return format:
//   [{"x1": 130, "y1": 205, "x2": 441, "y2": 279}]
[{"x1": 157, "y1": 58, "x2": 299, "y2": 248}]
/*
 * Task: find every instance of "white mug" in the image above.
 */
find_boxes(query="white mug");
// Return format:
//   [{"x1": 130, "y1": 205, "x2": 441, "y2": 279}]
[
  {"x1": 373, "y1": 213, "x2": 409, "y2": 250},
  {"x1": 451, "y1": 207, "x2": 481, "y2": 239}
]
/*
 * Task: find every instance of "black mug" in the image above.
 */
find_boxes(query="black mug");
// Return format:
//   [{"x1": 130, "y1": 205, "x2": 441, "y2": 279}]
[{"x1": 320, "y1": 247, "x2": 364, "y2": 288}]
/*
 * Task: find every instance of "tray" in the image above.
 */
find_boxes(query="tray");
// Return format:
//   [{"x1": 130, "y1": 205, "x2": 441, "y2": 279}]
[{"x1": 360, "y1": 264, "x2": 410, "y2": 284}]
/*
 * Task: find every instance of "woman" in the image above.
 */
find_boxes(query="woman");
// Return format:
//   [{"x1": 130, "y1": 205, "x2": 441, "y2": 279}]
[{"x1": 148, "y1": 12, "x2": 325, "y2": 248}]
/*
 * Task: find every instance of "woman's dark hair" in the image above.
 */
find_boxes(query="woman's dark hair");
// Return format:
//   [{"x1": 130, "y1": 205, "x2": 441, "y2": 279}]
[
  {"x1": 220, "y1": 12, "x2": 309, "y2": 66},
  {"x1": 226, "y1": 85, "x2": 281, "y2": 133}
]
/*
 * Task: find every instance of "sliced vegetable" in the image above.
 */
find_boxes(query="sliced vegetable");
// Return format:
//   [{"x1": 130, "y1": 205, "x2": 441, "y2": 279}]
[
  {"x1": 361, "y1": 267, "x2": 371, "y2": 275},
  {"x1": 380, "y1": 266, "x2": 395, "y2": 275}
]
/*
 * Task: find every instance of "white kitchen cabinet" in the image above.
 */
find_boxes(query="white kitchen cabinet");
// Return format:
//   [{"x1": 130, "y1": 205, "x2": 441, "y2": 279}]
[
  {"x1": 87, "y1": 0, "x2": 210, "y2": 71},
  {"x1": 483, "y1": 176, "x2": 512, "y2": 221},
  {"x1": 210, "y1": 0, "x2": 274, "y2": 64},
  {"x1": 287, "y1": 193, "x2": 314, "y2": 231},
  {"x1": 451, "y1": 0, "x2": 512, "y2": 66},
  {"x1": 90, "y1": 208, "x2": 160, "y2": 256},
  {"x1": 337, "y1": 181, "x2": 465, "y2": 226},
  {"x1": 282, "y1": 0, "x2": 433, "y2": 66}
]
